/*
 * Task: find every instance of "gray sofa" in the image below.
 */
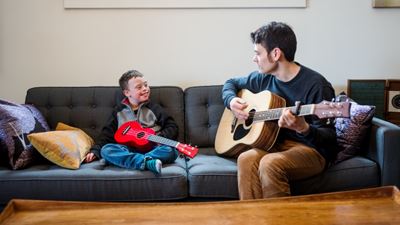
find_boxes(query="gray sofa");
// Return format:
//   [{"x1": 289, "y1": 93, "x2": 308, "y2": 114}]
[{"x1": 1, "y1": 85, "x2": 400, "y2": 208}]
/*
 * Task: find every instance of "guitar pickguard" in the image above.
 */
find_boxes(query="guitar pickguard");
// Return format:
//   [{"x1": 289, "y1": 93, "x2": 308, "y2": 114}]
[{"x1": 233, "y1": 124, "x2": 249, "y2": 141}]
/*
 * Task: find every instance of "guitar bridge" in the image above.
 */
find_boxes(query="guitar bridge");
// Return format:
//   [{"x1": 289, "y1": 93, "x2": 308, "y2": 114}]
[{"x1": 122, "y1": 125, "x2": 131, "y2": 135}]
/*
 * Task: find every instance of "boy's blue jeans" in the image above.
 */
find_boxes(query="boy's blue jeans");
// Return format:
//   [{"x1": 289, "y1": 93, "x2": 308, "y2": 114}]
[{"x1": 100, "y1": 143, "x2": 178, "y2": 170}]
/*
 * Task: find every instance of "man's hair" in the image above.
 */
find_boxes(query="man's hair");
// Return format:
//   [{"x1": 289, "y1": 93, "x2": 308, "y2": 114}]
[
  {"x1": 119, "y1": 70, "x2": 144, "y2": 90},
  {"x1": 250, "y1": 21, "x2": 297, "y2": 62}
]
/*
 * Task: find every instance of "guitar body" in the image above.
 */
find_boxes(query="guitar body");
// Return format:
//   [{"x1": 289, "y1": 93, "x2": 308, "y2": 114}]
[
  {"x1": 114, "y1": 121, "x2": 155, "y2": 153},
  {"x1": 215, "y1": 89, "x2": 286, "y2": 158}
]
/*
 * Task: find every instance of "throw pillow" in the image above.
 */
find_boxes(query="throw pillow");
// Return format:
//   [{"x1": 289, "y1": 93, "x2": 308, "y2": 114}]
[
  {"x1": 334, "y1": 94, "x2": 375, "y2": 164},
  {"x1": 27, "y1": 123, "x2": 94, "y2": 169},
  {"x1": 0, "y1": 99, "x2": 49, "y2": 169}
]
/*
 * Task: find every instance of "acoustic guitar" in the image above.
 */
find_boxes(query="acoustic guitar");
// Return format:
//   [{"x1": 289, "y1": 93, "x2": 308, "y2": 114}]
[
  {"x1": 115, "y1": 121, "x2": 198, "y2": 158},
  {"x1": 215, "y1": 89, "x2": 351, "y2": 158}
]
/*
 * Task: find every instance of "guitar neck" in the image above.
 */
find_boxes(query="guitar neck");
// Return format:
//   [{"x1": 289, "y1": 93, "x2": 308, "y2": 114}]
[
  {"x1": 147, "y1": 135, "x2": 179, "y2": 148},
  {"x1": 253, "y1": 104, "x2": 315, "y2": 122}
]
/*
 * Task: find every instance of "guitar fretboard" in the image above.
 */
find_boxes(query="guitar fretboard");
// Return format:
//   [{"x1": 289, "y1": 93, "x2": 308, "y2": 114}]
[
  {"x1": 253, "y1": 104, "x2": 314, "y2": 122},
  {"x1": 147, "y1": 135, "x2": 179, "y2": 148}
]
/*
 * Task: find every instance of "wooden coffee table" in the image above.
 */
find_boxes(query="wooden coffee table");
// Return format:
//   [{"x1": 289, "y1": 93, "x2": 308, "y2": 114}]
[{"x1": 1, "y1": 186, "x2": 399, "y2": 225}]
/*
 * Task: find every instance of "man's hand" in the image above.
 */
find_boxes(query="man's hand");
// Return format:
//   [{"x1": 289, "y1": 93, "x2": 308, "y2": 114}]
[
  {"x1": 84, "y1": 152, "x2": 97, "y2": 163},
  {"x1": 229, "y1": 97, "x2": 249, "y2": 120},
  {"x1": 278, "y1": 108, "x2": 310, "y2": 134}
]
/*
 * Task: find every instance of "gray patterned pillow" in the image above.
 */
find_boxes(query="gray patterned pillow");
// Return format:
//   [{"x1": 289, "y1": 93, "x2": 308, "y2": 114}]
[
  {"x1": 0, "y1": 99, "x2": 49, "y2": 169},
  {"x1": 334, "y1": 94, "x2": 375, "y2": 164}
]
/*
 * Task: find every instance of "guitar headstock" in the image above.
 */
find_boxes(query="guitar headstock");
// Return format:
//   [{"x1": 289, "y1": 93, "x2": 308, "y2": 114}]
[
  {"x1": 176, "y1": 143, "x2": 199, "y2": 159},
  {"x1": 313, "y1": 101, "x2": 351, "y2": 119}
]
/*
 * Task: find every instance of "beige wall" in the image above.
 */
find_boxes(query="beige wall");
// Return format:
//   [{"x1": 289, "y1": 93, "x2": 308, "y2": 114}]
[{"x1": 1, "y1": 0, "x2": 400, "y2": 103}]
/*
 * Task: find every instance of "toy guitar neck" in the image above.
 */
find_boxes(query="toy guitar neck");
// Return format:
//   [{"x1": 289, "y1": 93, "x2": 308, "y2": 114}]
[{"x1": 114, "y1": 121, "x2": 198, "y2": 158}]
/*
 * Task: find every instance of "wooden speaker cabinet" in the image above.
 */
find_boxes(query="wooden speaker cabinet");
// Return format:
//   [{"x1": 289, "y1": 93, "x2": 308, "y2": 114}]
[
  {"x1": 386, "y1": 79, "x2": 400, "y2": 125},
  {"x1": 347, "y1": 79, "x2": 387, "y2": 119}
]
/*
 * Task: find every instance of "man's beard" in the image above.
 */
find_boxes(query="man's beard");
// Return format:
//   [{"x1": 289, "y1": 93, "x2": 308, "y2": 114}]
[{"x1": 260, "y1": 55, "x2": 278, "y2": 74}]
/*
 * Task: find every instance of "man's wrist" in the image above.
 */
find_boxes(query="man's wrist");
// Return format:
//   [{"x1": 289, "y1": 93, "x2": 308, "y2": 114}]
[{"x1": 297, "y1": 124, "x2": 310, "y2": 136}]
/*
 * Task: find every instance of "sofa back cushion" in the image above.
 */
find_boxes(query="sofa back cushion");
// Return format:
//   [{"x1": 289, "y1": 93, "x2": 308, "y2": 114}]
[
  {"x1": 25, "y1": 86, "x2": 185, "y2": 142},
  {"x1": 184, "y1": 85, "x2": 225, "y2": 148},
  {"x1": 147, "y1": 86, "x2": 185, "y2": 142}
]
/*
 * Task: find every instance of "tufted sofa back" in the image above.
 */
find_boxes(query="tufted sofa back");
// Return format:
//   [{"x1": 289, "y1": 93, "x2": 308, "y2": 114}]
[
  {"x1": 25, "y1": 86, "x2": 185, "y2": 142},
  {"x1": 184, "y1": 85, "x2": 225, "y2": 148}
]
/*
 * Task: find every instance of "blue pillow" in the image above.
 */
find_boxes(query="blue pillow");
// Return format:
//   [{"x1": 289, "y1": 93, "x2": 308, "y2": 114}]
[{"x1": 0, "y1": 99, "x2": 49, "y2": 169}]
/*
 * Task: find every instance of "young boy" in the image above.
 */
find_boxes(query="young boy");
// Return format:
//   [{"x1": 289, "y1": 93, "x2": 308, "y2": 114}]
[{"x1": 84, "y1": 70, "x2": 179, "y2": 175}]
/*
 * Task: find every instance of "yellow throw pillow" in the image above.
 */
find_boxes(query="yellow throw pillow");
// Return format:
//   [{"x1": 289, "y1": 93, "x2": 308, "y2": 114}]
[{"x1": 28, "y1": 123, "x2": 94, "y2": 169}]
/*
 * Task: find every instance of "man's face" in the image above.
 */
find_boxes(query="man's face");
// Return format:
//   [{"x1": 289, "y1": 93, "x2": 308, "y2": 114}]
[
  {"x1": 123, "y1": 77, "x2": 150, "y2": 106},
  {"x1": 252, "y1": 44, "x2": 277, "y2": 74}
]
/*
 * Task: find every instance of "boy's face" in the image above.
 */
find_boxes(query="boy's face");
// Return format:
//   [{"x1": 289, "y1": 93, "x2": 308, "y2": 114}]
[{"x1": 123, "y1": 76, "x2": 150, "y2": 106}]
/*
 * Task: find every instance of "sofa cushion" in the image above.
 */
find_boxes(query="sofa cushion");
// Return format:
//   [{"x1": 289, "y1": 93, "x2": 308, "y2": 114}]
[
  {"x1": 334, "y1": 94, "x2": 375, "y2": 163},
  {"x1": 28, "y1": 123, "x2": 94, "y2": 169},
  {"x1": 184, "y1": 85, "x2": 225, "y2": 147},
  {"x1": 147, "y1": 86, "x2": 185, "y2": 142},
  {"x1": 0, "y1": 157, "x2": 188, "y2": 204},
  {"x1": 25, "y1": 87, "x2": 123, "y2": 140},
  {"x1": 291, "y1": 156, "x2": 379, "y2": 195},
  {"x1": 25, "y1": 86, "x2": 185, "y2": 143},
  {"x1": 186, "y1": 147, "x2": 238, "y2": 199},
  {"x1": 0, "y1": 99, "x2": 49, "y2": 169}
]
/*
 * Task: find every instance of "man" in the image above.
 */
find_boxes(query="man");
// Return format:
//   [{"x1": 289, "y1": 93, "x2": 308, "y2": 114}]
[{"x1": 222, "y1": 21, "x2": 337, "y2": 199}]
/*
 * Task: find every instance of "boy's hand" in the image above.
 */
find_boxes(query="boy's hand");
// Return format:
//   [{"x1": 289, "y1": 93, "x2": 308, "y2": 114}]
[{"x1": 84, "y1": 152, "x2": 97, "y2": 163}]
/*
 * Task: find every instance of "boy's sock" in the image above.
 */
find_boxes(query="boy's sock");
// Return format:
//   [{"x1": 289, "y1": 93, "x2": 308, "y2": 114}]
[{"x1": 145, "y1": 159, "x2": 162, "y2": 174}]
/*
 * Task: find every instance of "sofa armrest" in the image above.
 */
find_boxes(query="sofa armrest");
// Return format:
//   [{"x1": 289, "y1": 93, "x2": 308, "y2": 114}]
[{"x1": 365, "y1": 117, "x2": 400, "y2": 187}]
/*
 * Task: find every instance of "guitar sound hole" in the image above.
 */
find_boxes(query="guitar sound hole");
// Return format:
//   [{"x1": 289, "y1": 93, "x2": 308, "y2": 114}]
[
  {"x1": 245, "y1": 109, "x2": 255, "y2": 126},
  {"x1": 233, "y1": 109, "x2": 255, "y2": 141},
  {"x1": 137, "y1": 132, "x2": 145, "y2": 139}
]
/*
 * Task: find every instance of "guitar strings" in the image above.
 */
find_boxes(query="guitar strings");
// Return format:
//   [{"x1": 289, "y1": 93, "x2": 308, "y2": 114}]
[
  {"x1": 244, "y1": 105, "x2": 311, "y2": 118},
  {"x1": 123, "y1": 128, "x2": 177, "y2": 145}
]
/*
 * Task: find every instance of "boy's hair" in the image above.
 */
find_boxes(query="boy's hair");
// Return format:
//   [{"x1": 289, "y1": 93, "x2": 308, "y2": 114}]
[
  {"x1": 119, "y1": 70, "x2": 144, "y2": 90},
  {"x1": 250, "y1": 21, "x2": 297, "y2": 62}
]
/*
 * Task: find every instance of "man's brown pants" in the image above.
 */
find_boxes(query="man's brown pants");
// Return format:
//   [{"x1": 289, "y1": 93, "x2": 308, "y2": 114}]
[{"x1": 237, "y1": 139, "x2": 326, "y2": 200}]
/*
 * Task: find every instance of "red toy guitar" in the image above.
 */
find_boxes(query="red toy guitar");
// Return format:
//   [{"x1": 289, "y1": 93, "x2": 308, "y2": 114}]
[{"x1": 114, "y1": 121, "x2": 198, "y2": 158}]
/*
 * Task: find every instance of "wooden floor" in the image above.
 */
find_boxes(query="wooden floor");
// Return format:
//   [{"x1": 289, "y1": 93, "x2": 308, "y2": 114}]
[{"x1": 1, "y1": 186, "x2": 399, "y2": 225}]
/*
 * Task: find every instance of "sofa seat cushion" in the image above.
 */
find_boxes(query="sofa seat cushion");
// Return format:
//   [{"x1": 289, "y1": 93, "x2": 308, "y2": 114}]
[
  {"x1": 290, "y1": 156, "x2": 380, "y2": 195},
  {"x1": 186, "y1": 147, "x2": 238, "y2": 199},
  {"x1": 0, "y1": 158, "x2": 188, "y2": 205}
]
